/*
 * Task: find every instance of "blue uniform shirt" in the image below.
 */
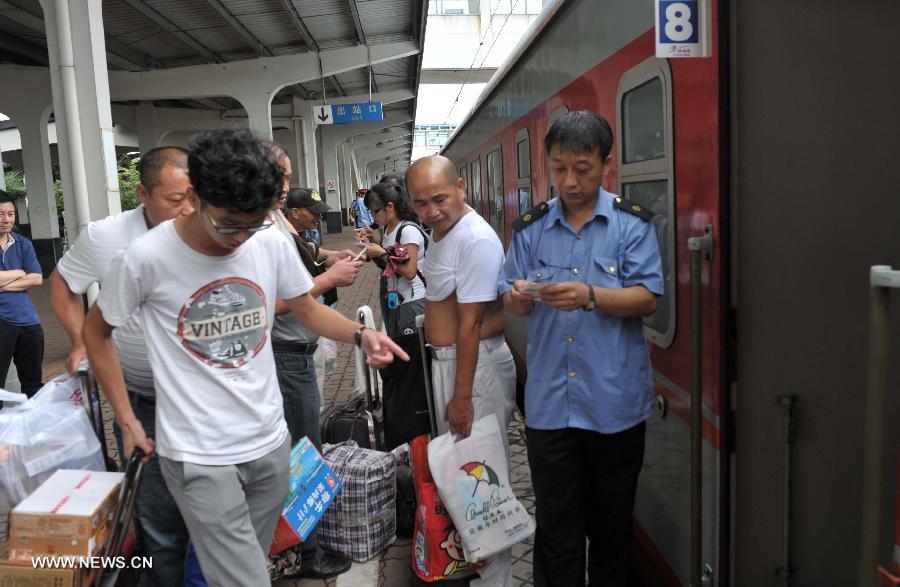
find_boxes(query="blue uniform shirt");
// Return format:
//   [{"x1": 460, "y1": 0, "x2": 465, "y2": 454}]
[
  {"x1": 499, "y1": 190, "x2": 664, "y2": 434},
  {"x1": 0, "y1": 232, "x2": 42, "y2": 326}
]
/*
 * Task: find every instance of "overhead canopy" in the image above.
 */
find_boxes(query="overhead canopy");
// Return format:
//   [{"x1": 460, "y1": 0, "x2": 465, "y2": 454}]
[{"x1": 0, "y1": 0, "x2": 426, "y2": 161}]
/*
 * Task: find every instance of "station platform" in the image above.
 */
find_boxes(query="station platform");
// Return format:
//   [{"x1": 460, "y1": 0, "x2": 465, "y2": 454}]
[{"x1": 23, "y1": 228, "x2": 537, "y2": 587}]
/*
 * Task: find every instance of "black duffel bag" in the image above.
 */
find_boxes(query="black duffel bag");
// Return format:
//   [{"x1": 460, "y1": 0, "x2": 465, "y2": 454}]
[{"x1": 378, "y1": 332, "x2": 431, "y2": 450}]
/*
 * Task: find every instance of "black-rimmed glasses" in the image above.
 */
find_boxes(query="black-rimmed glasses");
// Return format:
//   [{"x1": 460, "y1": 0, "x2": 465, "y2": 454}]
[{"x1": 205, "y1": 209, "x2": 273, "y2": 235}]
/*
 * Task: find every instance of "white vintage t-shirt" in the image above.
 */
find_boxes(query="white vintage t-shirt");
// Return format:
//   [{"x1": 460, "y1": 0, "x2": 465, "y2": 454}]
[
  {"x1": 422, "y1": 208, "x2": 504, "y2": 303},
  {"x1": 97, "y1": 220, "x2": 314, "y2": 465},
  {"x1": 382, "y1": 221, "x2": 426, "y2": 303},
  {"x1": 56, "y1": 206, "x2": 155, "y2": 396}
]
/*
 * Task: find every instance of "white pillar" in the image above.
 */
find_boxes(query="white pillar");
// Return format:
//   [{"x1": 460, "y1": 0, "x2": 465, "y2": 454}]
[
  {"x1": 319, "y1": 126, "x2": 342, "y2": 233},
  {"x1": 236, "y1": 90, "x2": 275, "y2": 140},
  {"x1": 293, "y1": 97, "x2": 319, "y2": 191},
  {"x1": 41, "y1": 0, "x2": 120, "y2": 237},
  {"x1": 18, "y1": 108, "x2": 58, "y2": 240},
  {"x1": 136, "y1": 101, "x2": 158, "y2": 152}
]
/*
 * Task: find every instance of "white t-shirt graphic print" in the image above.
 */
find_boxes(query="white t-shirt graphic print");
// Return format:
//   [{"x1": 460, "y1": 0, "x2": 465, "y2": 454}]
[{"x1": 98, "y1": 221, "x2": 314, "y2": 465}]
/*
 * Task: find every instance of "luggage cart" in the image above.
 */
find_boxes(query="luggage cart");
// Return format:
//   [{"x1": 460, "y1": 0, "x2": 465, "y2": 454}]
[{"x1": 97, "y1": 448, "x2": 145, "y2": 587}]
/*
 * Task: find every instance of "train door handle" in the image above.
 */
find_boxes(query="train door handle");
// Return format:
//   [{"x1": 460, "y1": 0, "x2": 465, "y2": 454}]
[
  {"x1": 859, "y1": 266, "x2": 900, "y2": 586},
  {"x1": 687, "y1": 224, "x2": 713, "y2": 587}
]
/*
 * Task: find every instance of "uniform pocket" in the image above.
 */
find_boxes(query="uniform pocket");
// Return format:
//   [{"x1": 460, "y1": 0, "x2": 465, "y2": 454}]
[{"x1": 591, "y1": 255, "x2": 623, "y2": 288}]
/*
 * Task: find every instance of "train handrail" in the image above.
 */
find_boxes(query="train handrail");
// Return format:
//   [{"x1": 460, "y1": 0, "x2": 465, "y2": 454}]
[
  {"x1": 859, "y1": 265, "x2": 900, "y2": 586},
  {"x1": 687, "y1": 225, "x2": 713, "y2": 586}
]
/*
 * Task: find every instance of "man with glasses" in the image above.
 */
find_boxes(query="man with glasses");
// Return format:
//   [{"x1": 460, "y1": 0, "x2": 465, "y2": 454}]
[
  {"x1": 82, "y1": 129, "x2": 407, "y2": 587},
  {"x1": 50, "y1": 146, "x2": 193, "y2": 587}
]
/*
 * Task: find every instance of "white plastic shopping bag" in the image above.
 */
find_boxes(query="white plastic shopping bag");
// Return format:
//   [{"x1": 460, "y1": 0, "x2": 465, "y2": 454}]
[{"x1": 427, "y1": 415, "x2": 535, "y2": 562}]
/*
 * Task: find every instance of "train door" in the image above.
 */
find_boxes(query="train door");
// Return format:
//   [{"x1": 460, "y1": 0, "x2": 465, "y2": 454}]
[
  {"x1": 618, "y1": 55, "x2": 726, "y2": 586},
  {"x1": 486, "y1": 146, "x2": 505, "y2": 246}
]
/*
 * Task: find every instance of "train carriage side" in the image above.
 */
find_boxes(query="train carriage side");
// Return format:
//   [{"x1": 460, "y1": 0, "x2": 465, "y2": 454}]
[
  {"x1": 443, "y1": 0, "x2": 900, "y2": 585},
  {"x1": 443, "y1": 0, "x2": 725, "y2": 584}
]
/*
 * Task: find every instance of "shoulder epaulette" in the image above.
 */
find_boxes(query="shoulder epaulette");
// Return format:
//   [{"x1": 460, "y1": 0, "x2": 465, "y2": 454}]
[
  {"x1": 512, "y1": 201, "x2": 550, "y2": 232},
  {"x1": 613, "y1": 196, "x2": 655, "y2": 222}
]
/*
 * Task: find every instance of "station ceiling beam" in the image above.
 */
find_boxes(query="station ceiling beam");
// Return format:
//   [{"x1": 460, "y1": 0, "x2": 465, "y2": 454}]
[
  {"x1": 0, "y1": 0, "x2": 161, "y2": 70},
  {"x1": 348, "y1": 0, "x2": 366, "y2": 45},
  {"x1": 203, "y1": 0, "x2": 273, "y2": 58},
  {"x1": 108, "y1": 41, "x2": 420, "y2": 101},
  {"x1": 120, "y1": 0, "x2": 221, "y2": 63},
  {"x1": 277, "y1": 0, "x2": 318, "y2": 52}
]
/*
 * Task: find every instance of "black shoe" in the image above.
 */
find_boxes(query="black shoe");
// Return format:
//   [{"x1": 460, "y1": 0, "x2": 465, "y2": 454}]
[{"x1": 296, "y1": 553, "x2": 352, "y2": 580}]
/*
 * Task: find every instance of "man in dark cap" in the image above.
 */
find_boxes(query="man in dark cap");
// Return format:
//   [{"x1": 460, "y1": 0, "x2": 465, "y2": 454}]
[{"x1": 269, "y1": 186, "x2": 361, "y2": 579}]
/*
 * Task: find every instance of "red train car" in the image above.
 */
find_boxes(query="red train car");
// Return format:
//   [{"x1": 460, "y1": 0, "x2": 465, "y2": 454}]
[{"x1": 441, "y1": 0, "x2": 900, "y2": 584}]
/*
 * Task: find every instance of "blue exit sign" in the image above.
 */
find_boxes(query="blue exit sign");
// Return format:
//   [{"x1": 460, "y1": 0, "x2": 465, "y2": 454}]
[{"x1": 332, "y1": 102, "x2": 383, "y2": 124}]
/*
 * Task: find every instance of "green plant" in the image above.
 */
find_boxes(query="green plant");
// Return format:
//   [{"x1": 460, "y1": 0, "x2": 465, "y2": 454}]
[
  {"x1": 117, "y1": 155, "x2": 140, "y2": 211},
  {"x1": 3, "y1": 170, "x2": 27, "y2": 199}
]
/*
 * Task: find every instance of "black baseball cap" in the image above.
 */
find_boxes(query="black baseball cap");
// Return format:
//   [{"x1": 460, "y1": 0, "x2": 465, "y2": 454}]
[{"x1": 285, "y1": 188, "x2": 330, "y2": 214}]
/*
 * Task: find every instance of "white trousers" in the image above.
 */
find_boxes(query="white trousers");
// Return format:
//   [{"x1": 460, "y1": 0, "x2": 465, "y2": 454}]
[{"x1": 430, "y1": 335, "x2": 517, "y2": 587}]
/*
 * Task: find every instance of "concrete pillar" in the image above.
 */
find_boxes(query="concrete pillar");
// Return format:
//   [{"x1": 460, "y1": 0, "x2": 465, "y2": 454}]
[
  {"x1": 41, "y1": 0, "x2": 121, "y2": 239},
  {"x1": 136, "y1": 101, "x2": 158, "y2": 152},
  {"x1": 319, "y1": 126, "x2": 342, "y2": 233},
  {"x1": 293, "y1": 97, "x2": 319, "y2": 191},
  {"x1": 18, "y1": 108, "x2": 58, "y2": 241},
  {"x1": 234, "y1": 90, "x2": 275, "y2": 140}
]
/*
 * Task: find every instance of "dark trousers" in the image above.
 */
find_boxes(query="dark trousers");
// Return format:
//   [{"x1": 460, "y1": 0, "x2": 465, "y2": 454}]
[
  {"x1": 526, "y1": 422, "x2": 646, "y2": 587},
  {"x1": 274, "y1": 350, "x2": 323, "y2": 567},
  {"x1": 0, "y1": 321, "x2": 44, "y2": 397}
]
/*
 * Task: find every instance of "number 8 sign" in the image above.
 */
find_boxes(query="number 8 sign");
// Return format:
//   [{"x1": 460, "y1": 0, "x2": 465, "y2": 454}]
[{"x1": 655, "y1": 0, "x2": 710, "y2": 58}]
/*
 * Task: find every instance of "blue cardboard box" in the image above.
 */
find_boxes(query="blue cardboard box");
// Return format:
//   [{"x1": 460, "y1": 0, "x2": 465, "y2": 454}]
[{"x1": 269, "y1": 437, "x2": 343, "y2": 554}]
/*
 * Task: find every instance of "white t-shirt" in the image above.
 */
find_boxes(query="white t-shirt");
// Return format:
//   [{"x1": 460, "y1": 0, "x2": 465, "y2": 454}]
[
  {"x1": 97, "y1": 221, "x2": 314, "y2": 465},
  {"x1": 56, "y1": 206, "x2": 155, "y2": 396},
  {"x1": 382, "y1": 221, "x2": 426, "y2": 304},
  {"x1": 422, "y1": 209, "x2": 504, "y2": 303}
]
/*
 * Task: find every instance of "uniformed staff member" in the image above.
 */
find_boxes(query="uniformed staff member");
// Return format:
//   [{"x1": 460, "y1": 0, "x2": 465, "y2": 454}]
[{"x1": 499, "y1": 111, "x2": 663, "y2": 587}]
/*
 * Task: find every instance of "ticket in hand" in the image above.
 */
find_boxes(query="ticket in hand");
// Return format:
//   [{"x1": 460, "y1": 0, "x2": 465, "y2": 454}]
[{"x1": 517, "y1": 281, "x2": 548, "y2": 297}]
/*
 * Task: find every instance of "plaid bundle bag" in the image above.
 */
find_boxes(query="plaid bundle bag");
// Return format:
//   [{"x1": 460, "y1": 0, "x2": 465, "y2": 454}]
[{"x1": 320, "y1": 441, "x2": 397, "y2": 561}]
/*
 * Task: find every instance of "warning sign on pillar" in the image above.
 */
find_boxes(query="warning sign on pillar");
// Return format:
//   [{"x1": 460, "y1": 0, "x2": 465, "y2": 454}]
[{"x1": 326, "y1": 179, "x2": 337, "y2": 193}]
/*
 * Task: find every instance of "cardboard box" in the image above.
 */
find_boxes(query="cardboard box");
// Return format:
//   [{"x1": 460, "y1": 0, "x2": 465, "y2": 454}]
[
  {"x1": 269, "y1": 438, "x2": 342, "y2": 555},
  {"x1": 0, "y1": 562, "x2": 88, "y2": 587},
  {"x1": 7, "y1": 469, "x2": 122, "y2": 563}
]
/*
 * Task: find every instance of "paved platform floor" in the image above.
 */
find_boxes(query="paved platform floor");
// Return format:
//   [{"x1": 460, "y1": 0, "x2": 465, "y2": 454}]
[{"x1": 13, "y1": 227, "x2": 538, "y2": 587}]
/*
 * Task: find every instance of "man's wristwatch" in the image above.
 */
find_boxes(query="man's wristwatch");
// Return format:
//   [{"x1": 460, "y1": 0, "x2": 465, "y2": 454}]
[
  {"x1": 354, "y1": 325, "x2": 367, "y2": 347},
  {"x1": 583, "y1": 284, "x2": 596, "y2": 311}
]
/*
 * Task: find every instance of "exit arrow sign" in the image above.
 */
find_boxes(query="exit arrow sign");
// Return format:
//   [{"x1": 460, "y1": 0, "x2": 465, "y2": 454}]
[{"x1": 313, "y1": 104, "x2": 333, "y2": 125}]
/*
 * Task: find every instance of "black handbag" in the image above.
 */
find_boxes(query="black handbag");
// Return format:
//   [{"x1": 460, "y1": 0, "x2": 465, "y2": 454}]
[{"x1": 378, "y1": 332, "x2": 432, "y2": 450}]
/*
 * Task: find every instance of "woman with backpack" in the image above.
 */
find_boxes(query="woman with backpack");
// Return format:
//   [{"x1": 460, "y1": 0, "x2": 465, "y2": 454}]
[{"x1": 362, "y1": 182, "x2": 428, "y2": 339}]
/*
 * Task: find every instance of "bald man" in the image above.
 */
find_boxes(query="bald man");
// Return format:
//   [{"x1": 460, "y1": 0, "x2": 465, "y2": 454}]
[{"x1": 406, "y1": 155, "x2": 516, "y2": 587}]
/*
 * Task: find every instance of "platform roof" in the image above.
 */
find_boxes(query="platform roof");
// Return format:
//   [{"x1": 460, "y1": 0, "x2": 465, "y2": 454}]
[{"x1": 0, "y1": 0, "x2": 425, "y2": 155}]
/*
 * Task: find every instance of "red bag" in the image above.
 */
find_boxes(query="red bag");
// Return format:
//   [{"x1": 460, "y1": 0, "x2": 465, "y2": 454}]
[{"x1": 410, "y1": 434, "x2": 480, "y2": 582}]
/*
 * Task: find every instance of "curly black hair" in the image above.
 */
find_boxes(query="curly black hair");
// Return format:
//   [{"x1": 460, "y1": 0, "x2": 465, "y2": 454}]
[{"x1": 187, "y1": 129, "x2": 283, "y2": 213}]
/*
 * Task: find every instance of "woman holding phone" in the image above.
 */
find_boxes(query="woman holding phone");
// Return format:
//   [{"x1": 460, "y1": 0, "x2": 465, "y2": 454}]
[{"x1": 362, "y1": 182, "x2": 428, "y2": 338}]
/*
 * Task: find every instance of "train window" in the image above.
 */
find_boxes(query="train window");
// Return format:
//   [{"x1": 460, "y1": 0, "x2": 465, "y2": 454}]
[
  {"x1": 470, "y1": 158, "x2": 482, "y2": 215},
  {"x1": 617, "y1": 58, "x2": 675, "y2": 348},
  {"x1": 459, "y1": 164, "x2": 470, "y2": 206},
  {"x1": 486, "y1": 147, "x2": 505, "y2": 246},
  {"x1": 622, "y1": 78, "x2": 665, "y2": 163},
  {"x1": 516, "y1": 128, "x2": 532, "y2": 214}
]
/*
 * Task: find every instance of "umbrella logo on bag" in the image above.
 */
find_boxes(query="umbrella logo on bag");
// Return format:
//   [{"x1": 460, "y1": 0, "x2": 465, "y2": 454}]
[{"x1": 460, "y1": 461, "x2": 500, "y2": 497}]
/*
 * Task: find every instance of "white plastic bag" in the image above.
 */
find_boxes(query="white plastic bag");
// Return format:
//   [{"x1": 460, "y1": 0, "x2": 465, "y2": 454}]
[
  {"x1": 321, "y1": 337, "x2": 339, "y2": 375},
  {"x1": 427, "y1": 415, "x2": 535, "y2": 563},
  {"x1": 0, "y1": 397, "x2": 104, "y2": 529}
]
